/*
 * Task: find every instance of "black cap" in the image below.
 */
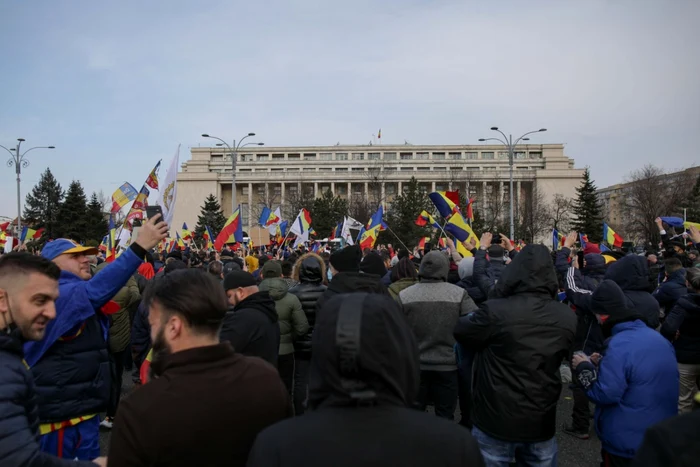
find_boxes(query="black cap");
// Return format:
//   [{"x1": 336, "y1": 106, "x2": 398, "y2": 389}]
[
  {"x1": 330, "y1": 245, "x2": 361, "y2": 273},
  {"x1": 223, "y1": 270, "x2": 257, "y2": 291}
]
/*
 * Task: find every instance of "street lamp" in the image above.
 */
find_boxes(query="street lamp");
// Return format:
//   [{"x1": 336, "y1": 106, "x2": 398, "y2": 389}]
[
  {"x1": 478, "y1": 127, "x2": 547, "y2": 241},
  {"x1": 201, "y1": 133, "x2": 262, "y2": 214},
  {"x1": 0, "y1": 138, "x2": 55, "y2": 235}
]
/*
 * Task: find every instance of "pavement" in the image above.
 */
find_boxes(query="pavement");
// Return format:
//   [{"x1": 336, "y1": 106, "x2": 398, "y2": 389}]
[{"x1": 99, "y1": 369, "x2": 601, "y2": 466}]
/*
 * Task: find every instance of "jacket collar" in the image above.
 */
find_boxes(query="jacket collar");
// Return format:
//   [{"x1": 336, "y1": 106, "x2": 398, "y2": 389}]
[
  {"x1": 611, "y1": 319, "x2": 645, "y2": 335},
  {"x1": 160, "y1": 342, "x2": 236, "y2": 374}
]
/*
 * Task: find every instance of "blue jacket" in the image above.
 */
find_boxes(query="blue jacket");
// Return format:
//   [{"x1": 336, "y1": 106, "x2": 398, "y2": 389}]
[
  {"x1": 585, "y1": 320, "x2": 678, "y2": 459},
  {"x1": 0, "y1": 329, "x2": 95, "y2": 467},
  {"x1": 653, "y1": 269, "x2": 687, "y2": 314},
  {"x1": 24, "y1": 246, "x2": 145, "y2": 422}
]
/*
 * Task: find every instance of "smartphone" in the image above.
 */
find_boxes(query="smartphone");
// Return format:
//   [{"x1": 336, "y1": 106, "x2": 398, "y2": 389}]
[
  {"x1": 146, "y1": 205, "x2": 163, "y2": 221},
  {"x1": 577, "y1": 251, "x2": 585, "y2": 270}
]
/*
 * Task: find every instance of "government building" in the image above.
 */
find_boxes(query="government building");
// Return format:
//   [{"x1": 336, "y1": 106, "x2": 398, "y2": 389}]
[{"x1": 172, "y1": 143, "x2": 584, "y2": 233}]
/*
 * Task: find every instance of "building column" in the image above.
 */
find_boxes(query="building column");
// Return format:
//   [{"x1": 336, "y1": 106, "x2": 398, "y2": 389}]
[
  {"x1": 331, "y1": 182, "x2": 335, "y2": 194},
  {"x1": 482, "y1": 181, "x2": 487, "y2": 202},
  {"x1": 516, "y1": 181, "x2": 522, "y2": 207},
  {"x1": 431, "y1": 181, "x2": 436, "y2": 192},
  {"x1": 398, "y1": 180, "x2": 403, "y2": 194},
  {"x1": 281, "y1": 183, "x2": 285, "y2": 211},
  {"x1": 247, "y1": 183, "x2": 253, "y2": 231},
  {"x1": 381, "y1": 182, "x2": 386, "y2": 209},
  {"x1": 364, "y1": 182, "x2": 368, "y2": 197},
  {"x1": 314, "y1": 182, "x2": 319, "y2": 198},
  {"x1": 347, "y1": 182, "x2": 351, "y2": 199}
]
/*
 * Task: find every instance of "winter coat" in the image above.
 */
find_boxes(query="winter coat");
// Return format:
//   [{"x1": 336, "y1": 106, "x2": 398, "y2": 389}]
[
  {"x1": 131, "y1": 299, "x2": 151, "y2": 372},
  {"x1": 660, "y1": 293, "x2": 700, "y2": 364},
  {"x1": 380, "y1": 270, "x2": 392, "y2": 287},
  {"x1": 288, "y1": 259, "x2": 327, "y2": 356},
  {"x1": 0, "y1": 329, "x2": 96, "y2": 467},
  {"x1": 388, "y1": 278, "x2": 417, "y2": 301},
  {"x1": 259, "y1": 278, "x2": 309, "y2": 356},
  {"x1": 605, "y1": 255, "x2": 661, "y2": 329},
  {"x1": 632, "y1": 410, "x2": 700, "y2": 467},
  {"x1": 455, "y1": 278, "x2": 487, "y2": 305},
  {"x1": 653, "y1": 269, "x2": 688, "y2": 315},
  {"x1": 399, "y1": 280, "x2": 478, "y2": 371},
  {"x1": 220, "y1": 291, "x2": 280, "y2": 367},
  {"x1": 246, "y1": 293, "x2": 485, "y2": 467},
  {"x1": 472, "y1": 248, "x2": 518, "y2": 298},
  {"x1": 454, "y1": 244, "x2": 577, "y2": 443},
  {"x1": 96, "y1": 262, "x2": 140, "y2": 354},
  {"x1": 555, "y1": 247, "x2": 606, "y2": 291},
  {"x1": 314, "y1": 272, "x2": 388, "y2": 315},
  {"x1": 582, "y1": 320, "x2": 678, "y2": 459}
]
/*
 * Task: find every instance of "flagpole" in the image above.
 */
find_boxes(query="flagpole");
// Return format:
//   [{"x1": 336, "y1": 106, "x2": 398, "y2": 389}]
[{"x1": 385, "y1": 224, "x2": 411, "y2": 253}]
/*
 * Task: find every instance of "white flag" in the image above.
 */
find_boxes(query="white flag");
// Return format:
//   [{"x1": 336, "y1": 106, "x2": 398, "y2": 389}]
[
  {"x1": 289, "y1": 209, "x2": 306, "y2": 237},
  {"x1": 293, "y1": 230, "x2": 309, "y2": 248},
  {"x1": 4, "y1": 237, "x2": 14, "y2": 253},
  {"x1": 344, "y1": 216, "x2": 363, "y2": 230},
  {"x1": 340, "y1": 217, "x2": 358, "y2": 245},
  {"x1": 267, "y1": 207, "x2": 282, "y2": 235},
  {"x1": 157, "y1": 144, "x2": 180, "y2": 226}
]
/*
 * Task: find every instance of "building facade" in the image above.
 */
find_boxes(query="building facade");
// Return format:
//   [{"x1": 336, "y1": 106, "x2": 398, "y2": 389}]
[{"x1": 173, "y1": 143, "x2": 584, "y2": 233}]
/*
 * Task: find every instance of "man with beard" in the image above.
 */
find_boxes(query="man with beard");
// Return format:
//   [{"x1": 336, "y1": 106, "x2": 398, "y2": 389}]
[
  {"x1": 107, "y1": 269, "x2": 289, "y2": 467},
  {"x1": 0, "y1": 252, "x2": 106, "y2": 466}
]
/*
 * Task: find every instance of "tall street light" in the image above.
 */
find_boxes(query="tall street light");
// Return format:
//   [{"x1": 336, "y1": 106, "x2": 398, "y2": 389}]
[
  {"x1": 201, "y1": 133, "x2": 262, "y2": 214},
  {"x1": 478, "y1": 127, "x2": 547, "y2": 241},
  {"x1": 0, "y1": 138, "x2": 55, "y2": 235}
]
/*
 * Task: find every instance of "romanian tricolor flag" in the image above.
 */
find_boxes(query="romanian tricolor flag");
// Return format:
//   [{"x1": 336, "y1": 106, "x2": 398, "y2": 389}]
[
  {"x1": 111, "y1": 182, "x2": 138, "y2": 213},
  {"x1": 415, "y1": 210, "x2": 440, "y2": 229},
  {"x1": 366, "y1": 206, "x2": 387, "y2": 232},
  {"x1": 20, "y1": 226, "x2": 43, "y2": 243},
  {"x1": 552, "y1": 229, "x2": 565, "y2": 250},
  {"x1": 290, "y1": 209, "x2": 312, "y2": 237},
  {"x1": 444, "y1": 212, "x2": 478, "y2": 245},
  {"x1": 176, "y1": 232, "x2": 185, "y2": 249},
  {"x1": 203, "y1": 225, "x2": 215, "y2": 249},
  {"x1": 429, "y1": 192, "x2": 459, "y2": 219},
  {"x1": 579, "y1": 233, "x2": 589, "y2": 250},
  {"x1": 0, "y1": 222, "x2": 9, "y2": 232},
  {"x1": 181, "y1": 223, "x2": 192, "y2": 241},
  {"x1": 259, "y1": 207, "x2": 281, "y2": 227},
  {"x1": 145, "y1": 161, "x2": 161, "y2": 190},
  {"x1": 418, "y1": 237, "x2": 431, "y2": 250},
  {"x1": 358, "y1": 226, "x2": 380, "y2": 250},
  {"x1": 465, "y1": 198, "x2": 475, "y2": 222},
  {"x1": 603, "y1": 223, "x2": 624, "y2": 248},
  {"x1": 131, "y1": 185, "x2": 150, "y2": 211},
  {"x1": 106, "y1": 217, "x2": 117, "y2": 263},
  {"x1": 215, "y1": 206, "x2": 244, "y2": 250},
  {"x1": 275, "y1": 221, "x2": 288, "y2": 246}
]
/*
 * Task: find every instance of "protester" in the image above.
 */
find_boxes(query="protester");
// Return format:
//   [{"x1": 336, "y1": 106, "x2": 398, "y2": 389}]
[
  {"x1": 399, "y1": 250, "x2": 478, "y2": 420},
  {"x1": 281, "y1": 260, "x2": 297, "y2": 288},
  {"x1": 24, "y1": 216, "x2": 166, "y2": 460},
  {"x1": 656, "y1": 218, "x2": 693, "y2": 268},
  {"x1": 289, "y1": 252, "x2": 327, "y2": 415},
  {"x1": 258, "y1": 260, "x2": 309, "y2": 394},
  {"x1": 207, "y1": 260, "x2": 224, "y2": 280},
  {"x1": 455, "y1": 256, "x2": 486, "y2": 305},
  {"x1": 221, "y1": 270, "x2": 280, "y2": 366},
  {"x1": 573, "y1": 279, "x2": 678, "y2": 465},
  {"x1": 660, "y1": 267, "x2": 700, "y2": 413},
  {"x1": 653, "y1": 257, "x2": 687, "y2": 317},
  {"x1": 247, "y1": 293, "x2": 485, "y2": 467},
  {"x1": 604, "y1": 255, "x2": 661, "y2": 329},
  {"x1": 646, "y1": 253, "x2": 662, "y2": 292},
  {"x1": 688, "y1": 249, "x2": 699, "y2": 267},
  {"x1": 632, "y1": 402, "x2": 700, "y2": 467},
  {"x1": 107, "y1": 269, "x2": 289, "y2": 467},
  {"x1": 455, "y1": 244, "x2": 576, "y2": 466},
  {"x1": 387, "y1": 257, "x2": 418, "y2": 300},
  {"x1": 0, "y1": 252, "x2": 106, "y2": 466}
]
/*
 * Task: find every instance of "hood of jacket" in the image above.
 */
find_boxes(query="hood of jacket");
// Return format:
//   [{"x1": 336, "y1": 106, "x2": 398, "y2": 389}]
[
  {"x1": 666, "y1": 269, "x2": 688, "y2": 287},
  {"x1": 232, "y1": 291, "x2": 278, "y2": 323},
  {"x1": 495, "y1": 244, "x2": 558, "y2": 298},
  {"x1": 605, "y1": 255, "x2": 650, "y2": 291},
  {"x1": 676, "y1": 293, "x2": 700, "y2": 315},
  {"x1": 328, "y1": 272, "x2": 384, "y2": 295},
  {"x1": 0, "y1": 326, "x2": 24, "y2": 357},
  {"x1": 299, "y1": 255, "x2": 324, "y2": 284},
  {"x1": 583, "y1": 254, "x2": 606, "y2": 279},
  {"x1": 308, "y1": 293, "x2": 419, "y2": 409},
  {"x1": 258, "y1": 277, "x2": 289, "y2": 301}
]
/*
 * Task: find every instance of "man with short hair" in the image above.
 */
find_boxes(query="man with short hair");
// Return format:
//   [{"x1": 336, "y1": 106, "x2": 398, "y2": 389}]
[
  {"x1": 108, "y1": 269, "x2": 289, "y2": 467},
  {"x1": 26, "y1": 216, "x2": 167, "y2": 460},
  {"x1": 653, "y1": 257, "x2": 687, "y2": 316},
  {"x1": 207, "y1": 260, "x2": 224, "y2": 280},
  {"x1": 220, "y1": 271, "x2": 280, "y2": 366},
  {"x1": 0, "y1": 252, "x2": 105, "y2": 466}
]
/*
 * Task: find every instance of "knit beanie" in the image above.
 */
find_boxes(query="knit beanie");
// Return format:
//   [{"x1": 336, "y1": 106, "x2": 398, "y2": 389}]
[
  {"x1": 330, "y1": 245, "x2": 361, "y2": 273},
  {"x1": 583, "y1": 243, "x2": 602, "y2": 255},
  {"x1": 458, "y1": 257, "x2": 475, "y2": 280},
  {"x1": 487, "y1": 244, "x2": 505, "y2": 259},
  {"x1": 418, "y1": 251, "x2": 449, "y2": 281},
  {"x1": 360, "y1": 252, "x2": 388, "y2": 277}
]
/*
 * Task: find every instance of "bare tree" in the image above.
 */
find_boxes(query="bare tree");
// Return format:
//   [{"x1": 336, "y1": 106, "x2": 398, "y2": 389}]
[
  {"x1": 349, "y1": 194, "x2": 374, "y2": 225},
  {"x1": 362, "y1": 158, "x2": 391, "y2": 207},
  {"x1": 249, "y1": 184, "x2": 281, "y2": 228},
  {"x1": 622, "y1": 165, "x2": 694, "y2": 244},
  {"x1": 548, "y1": 194, "x2": 573, "y2": 232},
  {"x1": 284, "y1": 185, "x2": 315, "y2": 221},
  {"x1": 517, "y1": 184, "x2": 551, "y2": 243}
]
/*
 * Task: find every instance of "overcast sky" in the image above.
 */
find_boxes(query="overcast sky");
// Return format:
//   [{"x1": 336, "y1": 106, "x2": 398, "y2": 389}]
[{"x1": 1, "y1": 0, "x2": 698, "y2": 217}]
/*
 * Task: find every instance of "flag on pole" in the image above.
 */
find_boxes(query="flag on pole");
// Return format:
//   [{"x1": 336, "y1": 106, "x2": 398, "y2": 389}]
[
  {"x1": 203, "y1": 225, "x2": 215, "y2": 249},
  {"x1": 131, "y1": 186, "x2": 150, "y2": 211},
  {"x1": 290, "y1": 209, "x2": 312, "y2": 237},
  {"x1": 181, "y1": 223, "x2": 192, "y2": 241},
  {"x1": 552, "y1": 229, "x2": 565, "y2": 250},
  {"x1": 579, "y1": 233, "x2": 589, "y2": 250},
  {"x1": 444, "y1": 213, "x2": 478, "y2": 245},
  {"x1": 145, "y1": 161, "x2": 161, "y2": 190},
  {"x1": 215, "y1": 206, "x2": 243, "y2": 250},
  {"x1": 19, "y1": 226, "x2": 42, "y2": 243},
  {"x1": 603, "y1": 223, "x2": 624, "y2": 248},
  {"x1": 157, "y1": 145, "x2": 180, "y2": 226},
  {"x1": 377, "y1": 129, "x2": 381, "y2": 139},
  {"x1": 106, "y1": 217, "x2": 117, "y2": 263},
  {"x1": 415, "y1": 210, "x2": 440, "y2": 229},
  {"x1": 429, "y1": 192, "x2": 459, "y2": 219},
  {"x1": 111, "y1": 182, "x2": 138, "y2": 213},
  {"x1": 465, "y1": 198, "x2": 474, "y2": 222}
]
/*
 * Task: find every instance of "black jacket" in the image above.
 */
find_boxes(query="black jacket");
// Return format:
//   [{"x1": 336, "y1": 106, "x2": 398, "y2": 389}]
[
  {"x1": 288, "y1": 259, "x2": 327, "y2": 356},
  {"x1": 605, "y1": 256, "x2": 661, "y2": 329},
  {"x1": 314, "y1": 271, "x2": 388, "y2": 314},
  {"x1": 653, "y1": 269, "x2": 688, "y2": 315},
  {"x1": 660, "y1": 293, "x2": 700, "y2": 364},
  {"x1": 247, "y1": 293, "x2": 485, "y2": 467},
  {"x1": 220, "y1": 291, "x2": 280, "y2": 367},
  {"x1": 454, "y1": 244, "x2": 576, "y2": 443},
  {"x1": 456, "y1": 278, "x2": 487, "y2": 305},
  {"x1": 0, "y1": 329, "x2": 95, "y2": 467},
  {"x1": 632, "y1": 409, "x2": 700, "y2": 467}
]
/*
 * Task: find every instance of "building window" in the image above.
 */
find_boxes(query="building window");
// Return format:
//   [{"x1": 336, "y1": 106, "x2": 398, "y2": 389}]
[
  {"x1": 352, "y1": 168, "x2": 365, "y2": 172},
  {"x1": 482, "y1": 152, "x2": 494, "y2": 160},
  {"x1": 466, "y1": 167, "x2": 480, "y2": 171},
  {"x1": 386, "y1": 184, "x2": 396, "y2": 195},
  {"x1": 433, "y1": 167, "x2": 446, "y2": 171},
  {"x1": 450, "y1": 166, "x2": 462, "y2": 171},
  {"x1": 432, "y1": 152, "x2": 445, "y2": 160},
  {"x1": 256, "y1": 154, "x2": 268, "y2": 161},
  {"x1": 335, "y1": 168, "x2": 348, "y2": 172},
  {"x1": 517, "y1": 166, "x2": 529, "y2": 170},
  {"x1": 514, "y1": 151, "x2": 526, "y2": 160},
  {"x1": 384, "y1": 152, "x2": 397, "y2": 160},
  {"x1": 253, "y1": 168, "x2": 268, "y2": 172},
  {"x1": 336, "y1": 153, "x2": 348, "y2": 161},
  {"x1": 436, "y1": 184, "x2": 447, "y2": 191},
  {"x1": 257, "y1": 186, "x2": 265, "y2": 196},
  {"x1": 303, "y1": 168, "x2": 315, "y2": 171},
  {"x1": 303, "y1": 153, "x2": 316, "y2": 160},
  {"x1": 484, "y1": 166, "x2": 497, "y2": 171},
  {"x1": 271, "y1": 168, "x2": 283, "y2": 172},
  {"x1": 384, "y1": 167, "x2": 397, "y2": 171},
  {"x1": 242, "y1": 186, "x2": 249, "y2": 196},
  {"x1": 401, "y1": 167, "x2": 414, "y2": 171},
  {"x1": 417, "y1": 167, "x2": 430, "y2": 171},
  {"x1": 319, "y1": 153, "x2": 332, "y2": 161},
  {"x1": 337, "y1": 185, "x2": 347, "y2": 195},
  {"x1": 288, "y1": 185, "x2": 298, "y2": 194},
  {"x1": 449, "y1": 152, "x2": 462, "y2": 160},
  {"x1": 287, "y1": 168, "x2": 299, "y2": 172},
  {"x1": 239, "y1": 168, "x2": 252, "y2": 172},
  {"x1": 319, "y1": 167, "x2": 332, "y2": 172},
  {"x1": 416, "y1": 152, "x2": 429, "y2": 160},
  {"x1": 272, "y1": 154, "x2": 285, "y2": 160},
  {"x1": 352, "y1": 153, "x2": 364, "y2": 161},
  {"x1": 498, "y1": 151, "x2": 510, "y2": 160},
  {"x1": 368, "y1": 152, "x2": 380, "y2": 160},
  {"x1": 368, "y1": 168, "x2": 380, "y2": 177},
  {"x1": 241, "y1": 154, "x2": 253, "y2": 162},
  {"x1": 288, "y1": 154, "x2": 300, "y2": 160},
  {"x1": 529, "y1": 152, "x2": 542, "y2": 159},
  {"x1": 465, "y1": 152, "x2": 477, "y2": 160},
  {"x1": 400, "y1": 152, "x2": 413, "y2": 160}
]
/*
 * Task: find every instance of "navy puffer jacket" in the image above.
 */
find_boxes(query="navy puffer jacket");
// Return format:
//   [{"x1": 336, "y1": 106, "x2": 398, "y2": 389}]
[{"x1": 605, "y1": 255, "x2": 661, "y2": 329}]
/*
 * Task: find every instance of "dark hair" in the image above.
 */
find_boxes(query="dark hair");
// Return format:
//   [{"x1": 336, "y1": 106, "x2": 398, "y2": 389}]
[
  {"x1": 321, "y1": 252, "x2": 330, "y2": 261},
  {"x1": 686, "y1": 268, "x2": 700, "y2": 292},
  {"x1": 390, "y1": 257, "x2": 417, "y2": 283},
  {"x1": 665, "y1": 257, "x2": 683, "y2": 274},
  {"x1": 258, "y1": 255, "x2": 269, "y2": 268},
  {"x1": 0, "y1": 252, "x2": 61, "y2": 283},
  {"x1": 144, "y1": 269, "x2": 227, "y2": 335},
  {"x1": 281, "y1": 261, "x2": 294, "y2": 277},
  {"x1": 380, "y1": 250, "x2": 391, "y2": 264},
  {"x1": 207, "y1": 261, "x2": 223, "y2": 277}
]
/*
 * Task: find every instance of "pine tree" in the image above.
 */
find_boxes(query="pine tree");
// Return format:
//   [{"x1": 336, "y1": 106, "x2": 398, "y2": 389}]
[
  {"x1": 683, "y1": 174, "x2": 700, "y2": 223},
  {"x1": 194, "y1": 194, "x2": 228, "y2": 237},
  {"x1": 571, "y1": 168, "x2": 604, "y2": 242},
  {"x1": 23, "y1": 168, "x2": 64, "y2": 240},
  {"x1": 311, "y1": 189, "x2": 348, "y2": 238},
  {"x1": 55, "y1": 181, "x2": 89, "y2": 242},
  {"x1": 85, "y1": 192, "x2": 109, "y2": 244},
  {"x1": 385, "y1": 177, "x2": 433, "y2": 250}
]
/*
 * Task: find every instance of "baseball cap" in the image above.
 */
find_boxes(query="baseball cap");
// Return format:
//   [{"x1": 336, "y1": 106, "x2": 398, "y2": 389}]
[
  {"x1": 223, "y1": 271, "x2": 257, "y2": 291},
  {"x1": 41, "y1": 239, "x2": 99, "y2": 261},
  {"x1": 261, "y1": 260, "x2": 282, "y2": 278}
]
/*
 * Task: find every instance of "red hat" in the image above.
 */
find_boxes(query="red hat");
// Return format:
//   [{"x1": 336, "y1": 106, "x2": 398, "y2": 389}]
[{"x1": 583, "y1": 243, "x2": 602, "y2": 255}]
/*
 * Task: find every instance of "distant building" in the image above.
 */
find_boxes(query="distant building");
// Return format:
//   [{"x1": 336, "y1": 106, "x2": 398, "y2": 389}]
[{"x1": 173, "y1": 143, "x2": 584, "y2": 232}]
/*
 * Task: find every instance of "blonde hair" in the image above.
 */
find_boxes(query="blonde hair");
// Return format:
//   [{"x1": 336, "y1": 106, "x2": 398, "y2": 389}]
[{"x1": 292, "y1": 252, "x2": 327, "y2": 283}]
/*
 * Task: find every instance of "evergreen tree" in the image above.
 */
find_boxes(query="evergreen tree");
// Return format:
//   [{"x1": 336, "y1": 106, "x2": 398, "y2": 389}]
[
  {"x1": 385, "y1": 177, "x2": 432, "y2": 249},
  {"x1": 85, "y1": 192, "x2": 109, "y2": 244},
  {"x1": 571, "y1": 168, "x2": 604, "y2": 242},
  {"x1": 194, "y1": 194, "x2": 228, "y2": 237},
  {"x1": 23, "y1": 168, "x2": 64, "y2": 240},
  {"x1": 683, "y1": 174, "x2": 700, "y2": 223},
  {"x1": 311, "y1": 189, "x2": 348, "y2": 238},
  {"x1": 56, "y1": 181, "x2": 89, "y2": 242}
]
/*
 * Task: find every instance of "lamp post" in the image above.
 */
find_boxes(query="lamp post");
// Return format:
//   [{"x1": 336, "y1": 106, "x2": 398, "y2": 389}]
[
  {"x1": 0, "y1": 139, "x2": 55, "y2": 235},
  {"x1": 478, "y1": 127, "x2": 547, "y2": 241},
  {"x1": 201, "y1": 133, "x2": 262, "y2": 214}
]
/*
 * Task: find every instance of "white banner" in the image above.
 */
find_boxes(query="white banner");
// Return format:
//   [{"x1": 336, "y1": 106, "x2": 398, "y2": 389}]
[{"x1": 157, "y1": 144, "x2": 180, "y2": 226}]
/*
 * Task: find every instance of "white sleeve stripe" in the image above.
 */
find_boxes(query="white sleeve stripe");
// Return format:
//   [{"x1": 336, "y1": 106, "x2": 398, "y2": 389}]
[{"x1": 567, "y1": 266, "x2": 593, "y2": 295}]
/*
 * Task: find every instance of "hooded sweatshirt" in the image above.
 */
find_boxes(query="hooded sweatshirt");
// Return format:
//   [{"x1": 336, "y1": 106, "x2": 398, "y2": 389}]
[
  {"x1": 314, "y1": 271, "x2": 388, "y2": 314},
  {"x1": 246, "y1": 293, "x2": 485, "y2": 467},
  {"x1": 219, "y1": 291, "x2": 280, "y2": 367},
  {"x1": 605, "y1": 255, "x2": 661, "y2": 329},
  {"x1": 661, "y1": 293, "x2": 700, "y2": 363},
  {"x1": 259, "y1": 278, "x2": 309, "y2": 356}
]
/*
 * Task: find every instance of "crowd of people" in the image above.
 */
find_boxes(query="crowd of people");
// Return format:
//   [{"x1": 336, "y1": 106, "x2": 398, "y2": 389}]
[{"x1": 1, "y1": 213, "x2": 700, "y2": 467}]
